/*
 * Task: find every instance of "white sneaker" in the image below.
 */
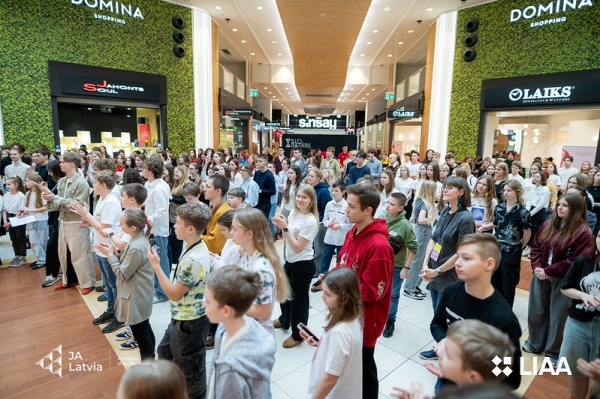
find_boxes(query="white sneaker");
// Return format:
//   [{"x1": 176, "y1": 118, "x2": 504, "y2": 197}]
[{"x1": 522, "y1": 246, "x2": 531, "y2": 257}]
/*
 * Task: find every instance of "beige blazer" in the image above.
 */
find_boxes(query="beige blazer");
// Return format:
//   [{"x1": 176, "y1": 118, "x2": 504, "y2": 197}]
[{"x1": 108, "y1": 233, "x2": 153, "y2": 325}]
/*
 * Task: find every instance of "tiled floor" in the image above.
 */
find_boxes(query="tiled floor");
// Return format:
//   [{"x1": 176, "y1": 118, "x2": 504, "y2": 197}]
[{"x1": 0, "y1": 234, "x2": 533, "y2": 398}]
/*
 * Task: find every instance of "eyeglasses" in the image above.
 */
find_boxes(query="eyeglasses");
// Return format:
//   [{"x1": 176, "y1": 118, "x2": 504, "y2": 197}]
[{"x1": 443, "y1": 185, "x2": 456, "y2": 191}]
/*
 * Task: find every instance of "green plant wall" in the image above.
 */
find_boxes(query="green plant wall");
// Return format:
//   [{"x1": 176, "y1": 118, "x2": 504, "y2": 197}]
[
  {"x1": 448, "y1": 0, "x2": 600, "y2": 159},
  {"x1": 0, "y1": 0, "x2": 194, "y2": 154}
]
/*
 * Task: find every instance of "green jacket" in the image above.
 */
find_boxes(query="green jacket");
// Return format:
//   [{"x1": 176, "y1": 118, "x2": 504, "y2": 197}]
[{"x1": 383, "y1": 210, "x2": 419, "y2": 268}]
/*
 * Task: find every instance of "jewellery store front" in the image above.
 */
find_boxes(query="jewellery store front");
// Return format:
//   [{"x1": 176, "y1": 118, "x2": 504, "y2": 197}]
[
  {"x1": 479, "y1": 69, "x2": 600, "y2": 169},
  {"x1": 387, "y1": 94, "x2": 423, "y2": 156},
  {"x1": 49, "y1": 61, "x2": 167, "y2": 157}
]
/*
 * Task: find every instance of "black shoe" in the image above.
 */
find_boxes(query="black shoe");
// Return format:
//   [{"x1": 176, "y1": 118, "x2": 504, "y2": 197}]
[
  {"x1": 206, "y1": 333, "x2": 215, "y2": 350},
  {"x1": 522, "y1": 344, "x2": 542, "y2": 354},
  {"x1": 383, "y1": 319, "x2": 395, "y2": 338},
  {"x1": 31, "y1": 263, "x2": 45, "y2": 270},
  {"x1": 95, "y1": 285, "x2": 106, "y2": 292},
  {"x1": 30, "y1": 261, "x2": 38, "y2": 269},
  {"x1": 97, "y1": 294, "x2": 107, "y2": 302},
  {"x1": 102, "y1": 318, "x2": 125, "y2": 333},
  {"x1": 93, "y1": 311, "x2": 114, "y2": 325}
]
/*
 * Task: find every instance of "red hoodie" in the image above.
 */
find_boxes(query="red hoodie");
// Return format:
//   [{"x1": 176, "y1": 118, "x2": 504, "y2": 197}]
[{"x1": 336, "y1": 218, "x2": 394, "y2": 347}]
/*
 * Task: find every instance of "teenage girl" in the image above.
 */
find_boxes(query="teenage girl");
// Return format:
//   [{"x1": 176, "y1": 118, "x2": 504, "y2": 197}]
[
  {"x1": 272, "y1": 184, "x2": 319, "y2": 348},
  {"x1": 3, "y1": 176, "x2": 27, "y2": 267},
  {"x1": 280, "y1": 165, "x2": 302, "y2": 218},
  {"x1": 188, "y1": 162, "x2": 200, "y2": 184},
  {"x1": 413, "y1": 164, "x2": 428, "y2": 201},
  {"x1": 302, "y1": 267, "x2": 363, "y2": 398},
  {"x1": 232, "y1": 208, "x2": 291, "y2": 337},
  {"x1": 494, "y1": 162, "x2": 509, "y2": 201},
  {"x1": 21, "y1": 175, "x2": 48, "y2": 269},
  {"x1": 375, "y1": 170, "x2": 399, "y2": 217},
  {"x1": 394, "y1": 165, "x2": 414, "y2": 219},
  {"x1": 169, "y1": 165, "x2": 189, "y2": 265},
  {"x1": 94, "y1": 208, "x2": 155, "y2": 360},
  {"x1": 470, "y1": 175, "x2": 498, "y2": 233}
]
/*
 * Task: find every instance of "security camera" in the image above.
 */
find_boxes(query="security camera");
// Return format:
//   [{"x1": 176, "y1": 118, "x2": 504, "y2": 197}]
[
  {"x1": 417, "y1": 20, "x2": 422, "y2": 25},
  {"x1": 225, "y1": 18, "x2": 230, "y2": 23}
]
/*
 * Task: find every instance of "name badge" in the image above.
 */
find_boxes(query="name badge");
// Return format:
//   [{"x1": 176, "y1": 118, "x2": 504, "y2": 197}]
[{"x1": 431, "y1": 242, "x2": 442, "y2": 261}]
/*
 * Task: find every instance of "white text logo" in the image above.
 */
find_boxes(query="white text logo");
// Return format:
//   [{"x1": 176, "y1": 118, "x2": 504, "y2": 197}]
[
  {"x1": 510, "y1": 0, "x2": 593, "y2": 28},
  {"x1": 298, "y1": 118, "x2": 337, "y2": 130},
  {"x1": 71, "y1": 0, "x2": 144, "y2": 24},
  {"x1": 509, "y1": 86, "x2": 573, "y2": 103},
  {"x1": 36, "y1": 345, "x2": 63, "y2": 378}
]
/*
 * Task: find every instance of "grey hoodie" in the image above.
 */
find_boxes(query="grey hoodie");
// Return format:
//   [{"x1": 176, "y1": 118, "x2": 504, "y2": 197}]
[{"x1": 208, "y1": 316, "x2": 276, "y2": 399}]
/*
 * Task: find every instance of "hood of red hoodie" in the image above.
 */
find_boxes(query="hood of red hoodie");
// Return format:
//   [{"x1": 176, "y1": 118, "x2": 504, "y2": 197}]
[{"x1": 347, "y1": 218, "x2": 389, "y2": 241}]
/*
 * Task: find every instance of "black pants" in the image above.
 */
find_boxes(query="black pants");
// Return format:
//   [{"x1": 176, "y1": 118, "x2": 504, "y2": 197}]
[
  {"x1": 492, "y1": 248, "x2": 523, "y2": 308},
  {"x1": 130, "y1": 319, "x2": 156, "y2": 360},
  {"x1": 255, "y1": 201, "x2": 272, "y2": 221},
  {"x1": 168, "y1": 221, "x2": 183, "y2": 266},
  {"x1": 157, "y1": 316, "x2": 209, "y2": 399},
  {"x1": 8, "y1": 218, "x2": 27, "y2": 257},
  {"x1": 279, "y1": 259, "x2": 315, "y2": 341},
  {"x1": 362, "y1": 346, "x2": 378, "y2": 399},
  {"x1": 528, "y1": 208, "x2": 547, "y2": 246}
]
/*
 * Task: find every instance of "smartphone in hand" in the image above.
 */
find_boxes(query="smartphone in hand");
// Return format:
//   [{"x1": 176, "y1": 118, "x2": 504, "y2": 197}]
[{"x1": 297, "y1": 323, "x2": 319, "y2": 343}]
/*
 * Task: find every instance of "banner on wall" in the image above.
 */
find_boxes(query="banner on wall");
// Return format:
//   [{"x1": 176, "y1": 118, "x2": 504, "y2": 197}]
[
  {"x1": 561, "y1": 146, "x2": 597, "y2": 169},
  {"x1": 281, "y1": 134, "x2": 359, "y2": 155},
  {"x1": 139, "y1": 124, "x2": 151, "y2": 146}
]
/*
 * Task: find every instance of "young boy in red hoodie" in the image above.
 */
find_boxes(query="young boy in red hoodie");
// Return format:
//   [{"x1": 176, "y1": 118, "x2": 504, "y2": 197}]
[{"x1": 337, "y1": 183, "x2": 395, "y2": 399}]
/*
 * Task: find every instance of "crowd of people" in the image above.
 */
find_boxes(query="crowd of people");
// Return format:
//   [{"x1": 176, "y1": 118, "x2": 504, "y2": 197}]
[{"x1": 3, "y1": 141, "x2": 600, "y2": 399}]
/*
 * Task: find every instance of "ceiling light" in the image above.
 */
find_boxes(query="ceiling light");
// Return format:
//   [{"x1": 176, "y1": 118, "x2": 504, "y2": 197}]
[
  {"x1": 241, "y1": 39, "x2": 246, "y2": 43},
  {"x1": 87, "y1": 107, "x2": 92, "y2": 110},
  {"x1": 215, "y1": 6, "x2": 221, "y2": 9},
  {"x1": 288, "y1": 92, "x2": 291, "y2": 94},
  {"x1": 384, "y1": 6, "x2": 391, "y2": 11},
  {"x1": 250, "y1": 52, "x2": 255, "y2": 55},
  {"x1": 263, "y1": 87, "x2": 267, "y2": 89},
  {"x1": 127, "y1": 107, "x2": 131, "y2": 110},
  {"x1": 268, "y1": 92, "x2": 272, "y2": 94},
  {"x1": 360, "y1": 54, "x2": 365, "y2": 57},
  {"x1": 398, "y1": 41, "x2": 404, "y2": 45},
  {"x1": 387, "y1": 54, "x2": 393, "y2": 57},
  {"x1": 373, "y1": 29, "x2": 379, "y2": 33},
  {"x1": 272, "y1": 96, "x2": 276, "y2": 98},
  {"x1": 271, "y1": 40, "x2": 277, "y2": 44},
  {"x1": 257, "y1": 6, "x2": 263, "y2": 10},
  {"x1": 427, "y1": 7, "x2": 433, "y2": 11},
  {"x1": 523, "y1": 124, "x2": 529, "y2": 128},
  {"x1": 366, "y1": 93, "x2": 370, "y2": 96},
  {"x1": 408, "y1": 30, "x2": 414, "y2": 33},
  {"x1": 350, "y1": 88, "x2": 354, "y2": 91},
  {"x1": 362, "y1": 97, "x2": 365, "y2": 99},
  {"x1": 266, "y1": 28, "x2": 272, "y2": 32},
  {"x1": 232, "y1": 28, "x2": 237, "y2": 32},
  {"x1": 358, "y1": 100, "x2": 362, "y2": 102},
  {"x1": 285, "y1": 87, "x2": 288, "y2": 89},
  {"x1": 371, "y1": 88, "x2": 375, "y2": 91},
  {"x1": 277, "y1": 52, "x2": 282, "y2": 56},
  {"x1": 367, "y1": 41, "x2": 372, "y2": 45}
]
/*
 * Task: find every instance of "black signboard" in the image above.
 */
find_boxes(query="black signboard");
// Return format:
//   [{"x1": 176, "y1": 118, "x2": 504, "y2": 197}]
[
  {"x1": 265, "y1": 122, "x2": 281, "y2": 127},
  {"x1": 61, "y1": 73, "x2": 161, "y2": 102},
  {"x1": 281, "y1": 134, "x2": 358, "y2": 155},
  {"x1": 387, "y1": 107, "x2": 420, "y2": 120},
  {"x1": 223, "y1": 108, "x2": 253, "y2": 117},
  {"x1": 288, "y1": 115, "x2": 347, "y2": 130},
  {"x1": 481, "y1": 69, "x2": 600, "y2": 109}
]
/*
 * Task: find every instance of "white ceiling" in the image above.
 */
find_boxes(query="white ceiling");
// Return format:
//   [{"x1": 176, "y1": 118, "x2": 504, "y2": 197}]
[{"x1": 168, "y1": 0, "x2": 497, "y2": 118}]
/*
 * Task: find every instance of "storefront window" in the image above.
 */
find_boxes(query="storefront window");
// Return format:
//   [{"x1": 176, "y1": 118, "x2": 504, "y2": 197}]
[{"x1": 220, "y1": 115, "x2": 247, "y2": 154}]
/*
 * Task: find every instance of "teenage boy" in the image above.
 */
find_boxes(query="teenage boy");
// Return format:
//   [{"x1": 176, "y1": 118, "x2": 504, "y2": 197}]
[
  {"x1": 142, "y1": 157, "x2": 171, "y2": 304},
  {"x1": 70, "y1": 171, "x2": 123, "y2": 333},
  {"x1": 320, "y1": 146, "x2": 342, "y2": 181},
  {"x1": 366, "y1": 149, "x2": 382, "y2": 185},
  {"x1": 253, "y1": 154, "x2": 276, "y2": 220},
  {"x1": 202, "y1": 174, "x2": 231, "y2": 255},
  {"x1": 239, "y1": 165, "x2": 259, "y2": 208},
  {"x1": 347, "y1": 151, "x2": 371, "y2": 186},
  {"x1": 149, "y1": 203, "x2": 212, "y2": 399},
  {"x1": 406, "y1": 150, "x2": 422, "y2": 179},
  {"x1": 558, "y1": 155, "x2": 579, "y2": 192},
  {"x1": 343, "y1": 150, "x2": 357, "y2": 184},
  {"x1": 335, "y1": 184, "x2": 394, "y2": 399},
  {"x1": 204, "y1": 266, "x2": 276, "y2": 399},
  {"x1": 42, "y1": 152, "x2": 96, "y2": 294},
  {"x1": 317, "y1": 181, "x2": 351, "y2": 276},
  {"x1": 28, "y1": 146, "x2": 54, "y2": 190},
  {"x1": 381, "y1": 193, "x2": 419, "y2": 338},
  {"x1": 338, "y1": 145, "x2": 350, "y2": 168},
  {"x1": 290, "y1": 147, "x2": 308, "y2": 179},
  {"x1": 429, "y1": 234, "x2": 522, "y2": 390},
  {"x1": 445, "y1": 153, "x2": 457, "y2": 176},
  {"x1": 227, "y1": 188, "x2": 246, "y2": 211},
  {"x1": 183, "y1": 182, "x2": 202, "y2": 204}
]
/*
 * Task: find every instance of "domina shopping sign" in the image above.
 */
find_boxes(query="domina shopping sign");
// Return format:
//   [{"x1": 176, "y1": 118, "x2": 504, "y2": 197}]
[{"x1": 70, "y1": 0, "x2": 144, "y2": 25}]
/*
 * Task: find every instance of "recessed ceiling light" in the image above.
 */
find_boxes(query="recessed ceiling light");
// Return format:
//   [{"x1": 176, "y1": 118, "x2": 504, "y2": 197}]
[
  {"x1": 360, "y1": 54, "x2": 365, "y2": 57},
  {"x1": 277, "y1": 53, "x2": 282, "y2": 56},
  {"x1": 268, "y1": 92, "x2": 272, "y2": 94},
  {"x1": 241, "y1": 39, "x2": 246, "y2": 43},
  {"x1": 384, "y1": 6, "x2": 391, "y2": 11},
  {"x1": 288, "y1": 92, "x2": 291, "y2": 94},
  {"x1": 371, "y1": 88, "x2": 375, "y2": 91},
  {"x1": 367, "y1": 41, "x2": 372, "y2": 45},
  {"x1": 398, "y1": 41, "x2": 404, "y2": 45},
  {"x1": 373, "y1": 29, "x2": 379, "y2": 33},
  {"x1": 87, "y1": 107, "x2": 92, "y2": 110},
  {"x1": 426, "y1": 7, "x2": 433, "y2": 11},
  {"x1": 387, "y1": 54, "x2": 393, "y2": 57},
  {"x1": 250, "y1": 52, "x2": 256, "y2": 55},
  {"x1": 362, "y1": 97, "x2": 365, "y2": 99},
  {"x1": 271, "y1": 40, "x2": 277, "y2": 44},
  {"x1": 366, "y1": 93, "x2": 370, "y2": 96},
  {"x1": 408, "y1": 30, "x2": 414, "y2": 33},
  {"x1": 232, "y1": 28, "x2": 237, "y2": 32},
  {"x1": 257, "y1": 6, "x2": 263, "y2": 10},
  {"x1": 285, "y1": 87, "x2": 288, "y2": 89},
  {"x1": 350, "y1": 88, "x2": 354, "y2": 91},
  {"x1": 215, "y1": 6, "x2": 221, "y2": 9},
  {"x1": 358, "y1": 100, "x2": 362, "y2": 102},
  {"x1": 266, "y1": 28, "x2": 272, "y2": 32}
]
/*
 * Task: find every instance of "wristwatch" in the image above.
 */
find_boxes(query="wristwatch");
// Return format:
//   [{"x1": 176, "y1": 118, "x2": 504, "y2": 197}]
[
  {"x1": 108, "y1": 232, "x2": 115, "y2": 238},
  {"x1": 437, "y1": 268, "x2": 443, "y2": 275},
  {"x1": 283, "y1": 228, "x2": 289, "y2": 233}
]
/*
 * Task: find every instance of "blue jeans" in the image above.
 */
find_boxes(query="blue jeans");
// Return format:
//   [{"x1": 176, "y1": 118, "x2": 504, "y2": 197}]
[
  {"x1": 95, "y1": 254, "x2": 117, "y2": 315},
  {"x1": 153, "y1": 235, "x2": 171, "y2": 301},
  {"x1": 430, "y1": 285, "x2": 442, "y2": 313},
  {"x1": 320, "y1": 243, "x2": 341, "y2": 274},
  {"x1": 269, "y1": 199, "x2": 278, "y2": 235},
  {"x1": 27, "y1": 220, "x2": 48, "y2": 263},
  {"x1": 387, "y1": 267, "x2": 404, "y2": 321}
]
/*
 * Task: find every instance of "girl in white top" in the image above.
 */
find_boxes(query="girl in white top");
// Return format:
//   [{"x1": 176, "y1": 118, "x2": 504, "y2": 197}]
[
  {"x1": 546, "y1": 162, "x2": 562, "y2": 188},
  {"x1": 413, "y1": 164, "x2": 428, "y2": 201},
  {"x1": 278, "y1": 158, "x2": 290, "y2": 195},
  {"x1": 508, "y1": 162, "x2": 525, "y2": 184},
  {"x1": 302, "y1": 267, "x2": 363, "y2": 399},
  {"x1": 280, "y1": 165, "x2": 301, "y2": 218},
  {"x1": 3, "y1": 176, "x2": 27, "y2": 266},
  {"x1": 394, "y1": 166, "x2": 414, "y2": 202},
  {"x1": 228, "y1": 159, "x2": 244, "y2": 188},
  {"x1": 232, "y1": 208, "x2": 290, "y2": 338},
  {"x1": 210, "y1": 210, "x2": 241, "y2": 270},
  {"x1": 272, "y1": 184, "x2": 319, "y2": 348},
  {"x1": 469, "y1": 175, "x2": 498, "y2": 233},
  {"x1": 522, "y1": 163, "x2": 542, "y2": 206},
  {"x1": 426, "y1": 162, "x2": 443, "y2": 199},
  {"x1": 21, "y1": 175, "x2": 49, "y2": 268},
  {"x1": 376, "y1": 170, "x2": 399, "y2": 217}
]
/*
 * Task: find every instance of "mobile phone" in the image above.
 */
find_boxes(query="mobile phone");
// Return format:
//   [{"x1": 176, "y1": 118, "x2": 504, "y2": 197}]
[
  {"x1": 297, "y1": 323, "x2": 319, "y2": 343},
  {"x1": 149, "y1": 235, "x2": 158, "y2": 252},
  {"x1": 311, "y1": 279, "x2": 322, "y2": 287}
]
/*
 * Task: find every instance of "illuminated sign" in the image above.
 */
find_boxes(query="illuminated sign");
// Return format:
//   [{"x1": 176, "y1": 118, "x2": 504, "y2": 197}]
[
  {"x1": 288, "y1": 115, "x2": 347, "y2": 130},
  {"x1": 510, "y1": 0, "x2": 593, "y2": 28},
  {"x1": 223, "y1": 108, "x2": 253, "y2": 117},
  {"x1": 61, "y1": 73, "x2": 160, "y2": 101},
  {"x1": 70, "y1": 0, "x2": 144, "y2": 25},
  {"x1": 388, "y1": 107, "x2": 419, "y2": 120}
]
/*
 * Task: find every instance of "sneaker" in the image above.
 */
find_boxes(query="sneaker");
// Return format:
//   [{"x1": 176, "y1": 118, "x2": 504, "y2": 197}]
[
  {"x1": 120, "y1": 338, "x2": 139, "y2": 350},
  {"x1": 522, "y1": 246, "x2": 531, "y2": 257},
  {"x1": 415, "y1": 287, "x2": 427, "y2": 297},
  {"x1": 8, "y1": 257, "x2": 21, "y2": 267},
  {"x1": 282, "y1": 336, "x2": 303, "y2": 348},
  {"x1": 30, "y1": 261, "x2": 38, "y2": 269},
  {"x1": 93, "y1": 311, "x2": 114, "y2": 325},
  {"x1": 383, "y1": 319, "x2": 395, "y2": 338},
  {"x1": 97, "y1": 294, "x2": 107, "y2": 302},
  {"x1": 57, "y1": 271, "x2": 63, "y2": 277},
  {"x1": 54, "y1": 282, "x2": 77, "y2": 291},
  {"x1": 81, "y1": 286, "x2": 94, "y2": 295},
  {"x1": 102, "y1": 318, "x2": 125, "y2": 333},
  {"x1": 206, "y1": 333, "x2": 215, "y2": 350},
  {"x1": 419, "y1": 349, "x2": 439, "y2": 360},
  {"x1": 42, "y1": 275, "x2": 60, "y2": 287},
  {"x1": 403, "y1": 290, "x2": 424, "y2": 300},
  {"x1": 115, "y1": 331, "x2": 133, "y2": 341},
  {"x1": 31, "y1": 263, "x2": 45, "y2": 270},
  {"x1": 153, "y1": 296, "x2": 168, "y2": 304},
  {"x1": 521, "y1": 343, "x2": 542, "y2": 354},
  {"x1": 95, "y1": 285, "x2": 106, "y2": 293}
]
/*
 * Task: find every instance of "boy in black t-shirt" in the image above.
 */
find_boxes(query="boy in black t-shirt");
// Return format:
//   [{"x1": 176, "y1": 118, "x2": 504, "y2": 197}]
[{"x1": 429, "y1": 234, "x2": 522, "y2": 390}]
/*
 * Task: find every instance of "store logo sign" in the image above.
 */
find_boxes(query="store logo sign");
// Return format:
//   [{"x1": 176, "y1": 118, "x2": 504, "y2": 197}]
[
  {"x1": 510, "y1": 0, "x2": 593, "y2": 28},
  {"x1": 83, "y1": 79, "x2": 145, "y2": 95},
  {"x1": 388, "y1": 107, "x2": 418, "y2": 119},
  {"x1": 298, "y1": 118, "x2": 338, "y2": 130},
  {"x1": 509, "y1": 86, "x2": 573, "y2": 103},
  {"x1": 71, "y1": 0, "x2": 144, "y2": 25}
]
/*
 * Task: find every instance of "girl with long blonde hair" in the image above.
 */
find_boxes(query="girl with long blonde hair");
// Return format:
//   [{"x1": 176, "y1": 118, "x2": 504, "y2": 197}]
[
  {"x1": 232, "y1": 208, "x2": 291, "y2": 337},
  {"x1": 470, "y1": 175, "x2": 497, "y2": 234},
  {"x1": 168, "y1": 165, "x2": 189, "y2": 264},
  {"x1": 23, "y1": 174, "x2": 48, "y2": 269}
]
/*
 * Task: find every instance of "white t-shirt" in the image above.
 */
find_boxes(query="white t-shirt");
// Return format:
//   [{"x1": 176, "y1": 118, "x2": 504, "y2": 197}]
[
  {"x1": 239, "y1": 252, "x2": 277, "y2": 337},
  {"x1": 212, "y1": 238, "x2": 241, "y2": 269},
  {"x1": 285, "y1": 210, "x2": 318, "y2": 263},
  {"x1": 558, "y1": 166, "x2": 579, "y2": 187},
  {"x1": 93, "y1": 192, "x2": 122, "y2": 258},
  {"x1": 3, "y1": 192, "x2": 26, "y2": 214},
  {"x1": 26, "y1": 192, "x2": 48, "y2": 221},
  {"x1": 548, "y1": 174, "x2": 561, "y2": 187},
  {"x1": 507, "y1": 174, "x2": 524, "y2": 184},
  {"x1": 394, "y1": 177, "x2": 414, "y2": 198},
  {"x1": 307, "y1": 318, "x2": 363, "y2": 399}
]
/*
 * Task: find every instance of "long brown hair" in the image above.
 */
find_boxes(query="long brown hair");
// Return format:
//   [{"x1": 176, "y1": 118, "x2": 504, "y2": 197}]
[
  {"x1": 538, "y1": 193, "x2": 590, "y2": 250},
  {"x1": 25, "y1": 174, "x2": 44, "y2": 208},
  {"x1": 234, "y1": 209, "x2": 290, "y2": 303},
  {"x1": 283, "y1": 165, "x2": 302, "y2": 203},
  {"x1": 377, "y1": 170, "x2": 395, "y2": 196},
  {"x1": 293, "y1": 184, "x2": 319, "y2": 220},
  {"x1": 472, "y1": 175, "x2": 496, "y2": 220},
  {"x1": 171, "y1": 165, "x2": 189, "y2": 197},
  {"x1": 323, "y1": 267, "x2": 363, "y2": 331}
]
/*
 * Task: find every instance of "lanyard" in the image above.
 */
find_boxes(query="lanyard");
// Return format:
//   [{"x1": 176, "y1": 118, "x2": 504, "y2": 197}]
[{"x1": 172, "y1": 239, "x2": 203, "y2": 282}]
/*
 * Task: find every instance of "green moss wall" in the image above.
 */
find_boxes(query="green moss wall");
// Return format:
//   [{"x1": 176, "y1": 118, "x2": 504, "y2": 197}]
[
  {"x1": 0, "y1": 0, "x2": 194, "y2": 154},
  {"x1": 448, "y1": 0, "x2": 600, "y2": 158}
]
